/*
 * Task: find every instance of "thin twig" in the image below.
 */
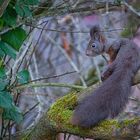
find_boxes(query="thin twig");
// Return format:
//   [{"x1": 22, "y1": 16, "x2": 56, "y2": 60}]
[
  {"x1": 64, "y1": 133, "x2": 67, "y2": 140},
  {"x1": 5, "y1": 57, "x2": 12, "y2": 66},
  {"x1": 3, "y1": 121, "x2": 10, "y2": 137},
  {"x1": 17, "y1": 71, "x2": 76, "y2": 86},
  {"x1": 122, "y1": 0, "x2": 140, "y2": 17},
  {"x1": 15, "y1": 33, "x2": 33, "y2": 73},
  {"x1": 15, "y1": 82, "x2": 86, "y2": 90},
  {"x1": 0, "y1": 23, "x2": 22, "y2": 35},
  {"x1": 20, "y1": 92, "x2": 48, "y2": 95},
  {"x1": 31, "y1": 54, "x2": 42, "y2": 123},
  {"x1": 8, "y1": 27, "x2": 33, "y2": 86},
  {"x1": 8, "y1": 122, "x2": 11, "y2": 140},
  {"x1": 1, "y1": 117, "x2": 4, "y2": 138},
  {"x1": 9, "y1": 103, "x2": 39, "y2": 130},
  {"x1": 26, "y1": 23, "x2": 125, "y2": 33},
  {"x1": 23, "y1": 102, "x2": 39, "y2": 116},
  {"x1": 102, "y1": 54, "x2": 109, "y2": 64},
  {"x1": 0, "y1": 0, "x2": 10, "y2": 17},
  {"x1": 9, "y1": 45, "x2": 30, "y2": 85},
  {"x1": 67, "y1": 134, "x2": 71, "y2": 140},
  {"x1": 26, "y1": 21, "x2": 48, "y2": 68}
]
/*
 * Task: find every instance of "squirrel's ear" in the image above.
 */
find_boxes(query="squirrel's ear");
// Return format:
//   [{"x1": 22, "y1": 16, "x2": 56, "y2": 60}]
[
  {"x1": 90, "y1": 25, "x2": 100, "y2": 37},
  {"x1": 99, "y1": 34, "x2": 106, "y2": 43}
]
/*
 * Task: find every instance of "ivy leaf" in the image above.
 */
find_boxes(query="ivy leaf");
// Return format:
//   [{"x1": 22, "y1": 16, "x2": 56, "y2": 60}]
[
  {"x1": 3, "y1": 105, "x2": 23, "y2": 123},
  {"x1": 15, "y1": 3, "x2": 32, "y2": 17},
  {"x1": 0, "y1": 91, "x2": 13, "y2": 109},
  {"x1": 0, "y1": 67, "x2": 6, "y2": 78},
  {"x1": 0, "y1": 41, "x2": 16, "y2": 59},
  {"x1": 0, "y1": 68, "x2": 8, "y2": 91},
  {"x1": 0, "y1": 79, "x2": 9, "y2": 91},
  {"x1": 0, "y1": 0, "x2": 3, "y2": 5},
  {"x1": 0, "y1": 18, "x2": 4, "y2": 30},
  {"x1": 0, "y1": 48, "x2": 5, "y2": 57},
  {"x1": 1, "y1": 27, "x2": 26, "y2": 51},
  {"x1": 114, "y1": 0, "x2": 122, "y2": 4},
  {"x1": 24, "y1": 0, "x2": 39, "y2": 5},
  {"x1": 17, "y1": 70, "x2": 30, "y2": 84},
  {"x1": 2, "y1": 6, "x2": 17, "y2": 26}
]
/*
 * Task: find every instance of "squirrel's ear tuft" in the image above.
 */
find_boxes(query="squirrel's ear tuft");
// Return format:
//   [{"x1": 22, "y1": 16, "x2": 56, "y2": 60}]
[{"x1": 90, "y1": 25, "x2": 100, "y2": 37}]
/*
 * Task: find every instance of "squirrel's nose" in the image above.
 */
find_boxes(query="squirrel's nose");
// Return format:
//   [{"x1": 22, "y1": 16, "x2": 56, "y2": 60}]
[{"x1": 86, "y1": 49, "x2": 92, "y2": 56}]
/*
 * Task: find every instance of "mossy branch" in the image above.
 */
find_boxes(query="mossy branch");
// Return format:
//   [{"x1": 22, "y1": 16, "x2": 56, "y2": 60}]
[{"x1": 14, "y1": 85, "x2": 140, "y2": 140}]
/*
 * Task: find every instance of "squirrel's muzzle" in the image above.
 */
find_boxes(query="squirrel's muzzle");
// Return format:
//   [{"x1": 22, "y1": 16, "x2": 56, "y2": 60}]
[{"x1": 86, "y1": 49, "x2": 93, "y2": 56}]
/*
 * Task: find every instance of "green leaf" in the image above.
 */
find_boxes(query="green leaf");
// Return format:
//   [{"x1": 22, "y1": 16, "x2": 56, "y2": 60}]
[
  {"x1": 0, "y1": 91, "x2": 13, "y2": 109},
  {"x1": 0, "y1": 67, "x2": 6, "y2": 78},
  {"x1": 2, "y1": 6, "x2": 17, "y2": 26},
  {"x1": 0, "y1": 68, "x2": 8, "y2": 91},
  {"x1": 17, "y1": 70, "x2": 30, "y2": 84},
  {"x1": 1, "y1": 27, "x2": 26, "y2": 51},
  {"x1": 0, "y1": 0, "x2": 3, "y2": 5},
  {"x1": 0, "y1": 78, "x2": 9, "y2": 91},
  {"x1": 0, "y1": 18, "x2": 4, "y2": 30},
  {"x1": 15, "y1": 3, "x2": 32, "y2": 17},
  {"x1": 3, "y1": 105, "x2": 23, "y2": 123},
  {"x1": 24, "y1": 0, "x2": 39, "y2": 5},
  {"x1": 114, "y1": 0, "x2": 122, "y2": 4},
  {"x1": 0, "y1": 48, "x2": 5, "y2": 57},
  {"x1": 0, "y1": 59, "x2": 4, "y2": 68},
  {"x1": 0, "y1": 41, "x2": 16, "y2": 59},
  {"x1": 121, "y1": 28, "x2": 132, "y2": 38}
]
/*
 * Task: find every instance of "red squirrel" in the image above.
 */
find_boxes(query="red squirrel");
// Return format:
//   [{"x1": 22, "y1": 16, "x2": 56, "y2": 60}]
[{"x1": 71, "y1": 25, "x2": 140, "y2": 128}]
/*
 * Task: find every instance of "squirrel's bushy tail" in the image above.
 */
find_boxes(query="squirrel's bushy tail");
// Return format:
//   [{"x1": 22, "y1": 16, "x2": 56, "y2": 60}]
[
  {"x1": 71, "y1": 72, "x2": 132, "y2": 128},
  {"x1": 71, "y1": 98, "x2": 108, "y2": 127}
]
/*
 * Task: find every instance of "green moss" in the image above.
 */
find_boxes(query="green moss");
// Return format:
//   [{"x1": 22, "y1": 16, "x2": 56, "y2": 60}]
[
  {"x1": 121, "y1": 27, "x2": 132, "y2": 37},
  {"x1": 132, "y1": 1, "x2": 140, "y2": 10},
  {"x1": 48, "y1": 91, "x2": 115, "y2": 136},
  {"x1": 47, "y1": 92, "x2": 77, "y2": 127},
  {"x1": 21, "y1": 129, "x2": 33, "y2": 140},
  {"x1": 121, "y1": 118, "x2": 139, "y2": 125},
  {"x1": 121, "y1": 11, "x2": 140, "y2": 38}
]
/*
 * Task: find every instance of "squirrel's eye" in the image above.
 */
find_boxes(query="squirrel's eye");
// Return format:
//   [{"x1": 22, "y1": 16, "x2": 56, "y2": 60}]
[{"x1": 92, "y1": 43, "x2": 96, "y2": 48}]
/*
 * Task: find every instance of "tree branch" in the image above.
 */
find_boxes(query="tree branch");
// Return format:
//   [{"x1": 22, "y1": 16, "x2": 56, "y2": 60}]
[
  {"x1": 0, "y1": 0, "x2": 10, "y2": 17},
  {"x1": 7, "y1": 85, "x2": 140, "y2": 140}
]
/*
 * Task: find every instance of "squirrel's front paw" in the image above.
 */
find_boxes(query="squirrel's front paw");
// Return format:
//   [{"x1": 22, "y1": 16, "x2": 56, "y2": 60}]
[
  {"x1": 101, "y1": 72, "x2": 108, "y2": 81},
  {"x1": 101, "y1": 68, "x2": 112, "y2": 81}
]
